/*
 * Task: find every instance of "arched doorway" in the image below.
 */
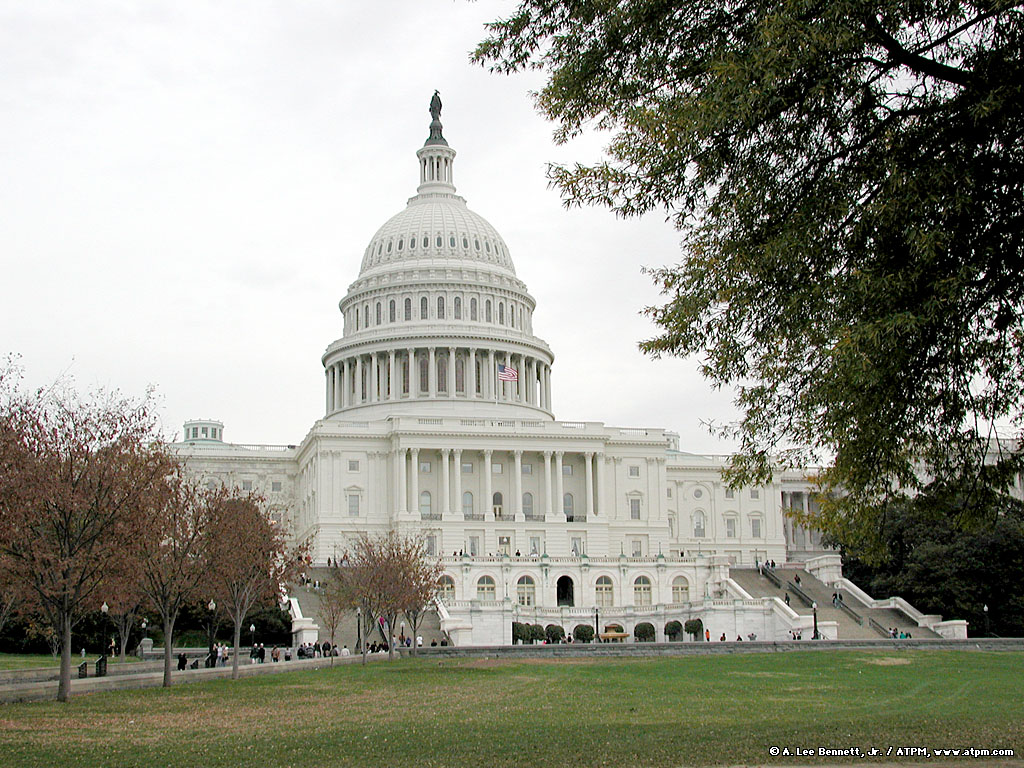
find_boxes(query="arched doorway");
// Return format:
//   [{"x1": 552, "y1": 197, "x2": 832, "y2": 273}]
[{"x1": 556, "y1": 575, "x2": 575, "y2": 607}]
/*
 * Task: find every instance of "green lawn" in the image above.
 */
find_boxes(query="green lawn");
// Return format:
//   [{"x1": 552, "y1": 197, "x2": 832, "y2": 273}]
[
  {"x1": 0, "y1": 650, "x2": 1021, "y2": 768},
  {"x1": 0, "y1": 653, "x2": 142, "y2": 670}
]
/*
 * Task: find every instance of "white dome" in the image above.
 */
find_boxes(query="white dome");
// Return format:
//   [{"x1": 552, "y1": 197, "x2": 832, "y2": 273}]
[{"x1": 358, "y1": 193, "x2": 516, "y2": 278}]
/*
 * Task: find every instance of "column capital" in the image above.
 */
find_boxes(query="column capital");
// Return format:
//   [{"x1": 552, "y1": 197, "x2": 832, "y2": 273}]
[
  {"x1": 514, "y1": 449, "x2": 523, "y2": 458},
  {"x1": 483, "y1": 449, "x2": 493, "y2": 458},
  {"x1": 555, "y1": 450, "x2": 564, "y2": 459},
  {"x1": 441, "y1": 447, "x2": 451, "y2": 457},
  {"x1": 453, "y1": 448, "x2": 462, "y2": 458},
  {"x1": 543, "y1": 450, "x2": 552, "y2": 459},
  {"x1": 584, "y1": 451, "x2": 594, "y2": 459},
  {"x1": 410, "y1": 447, "x2": 420, "y2": 457}
]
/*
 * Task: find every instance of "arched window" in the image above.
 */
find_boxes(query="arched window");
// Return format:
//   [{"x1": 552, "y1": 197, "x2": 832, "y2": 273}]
[
  {"x1": 634, "y1": 576, "x2": 652, "y2": 606},
  {"x1": 492, "y1": 491, "x2": 503, "y2": 516},
  {"x1": 462, "y1": 491, "x2": 474, "y2": 517},
  {"x1": 522, "y1": 492, "x2": 533, "y2": 517},
  {"x1": 455, "y1": 356, "x2": 465, "y2": 393},
  {"x1": 389, "y1": 300, "x2": 396, "y2": 323},
  {"x1": 595, "y1": 576, "x2": 614, "y2": 607},
  {"x1": 485, "y1": 300, "x2": 492, "y2": 323},
  {"x1": 563, "y1": 493, "x2": 575, "y2": 520},
  {"x1": 375, "y1": 302, "x2": 381, "y2": 325},
  {"x1": 355, "y1": 310, "x2": 359, "y2": 331},
  {"x1": 694, "y1": 511, "x2": 706, "y2": 538},
  {"x1": 410, "y1": 235, "x2": 416, "y2": 250},
  {"x1": 454, "y1": 296, "x2": 462, "y2": 319},
  {"x1": 470, "y1": 298, "x2": 478, "y2": 321},
  {"x1": 420, "y1": 296, "x2": 428, "y2": 320},
  {"x1": 404, "y1": 298, "x2": 412, "y2": 321},
  {"x1": 449, "y1": 234, "x2": 456, "y2": 248},
  {"x1": 402, "y1": 359, "x2": 410, "y2": 395},
  {"x1": 438, "y1": 575, "x2": 455, "y2": 603},
  {"x1": 363, "y1": 305, "x2": 368, "y2": 328},
  {"x1": 419, "y1": 491, "x2": 432, "y2": 516},
  {"x1": 476, "y1": 575, "x2": 496, "y2": 600},
  {"x1": 437, "y1": 355, "x2": 448, "y2": 393},
  {"x1": 475, "y1": 359, "x2": 482, "y2": 394},
  {"x1": 462, "y1": 235, "x2": 469, "y2": 249},
  {"x1": 672, "y1": 576, "x2": 690, "y2": 604},
  {"x1": 517, "y1": 575, "x2": 536, "y2": 606},
  {"x1": 418, "y1": 355, "x2": 428, "y2": 393},
  {"x1": 499, "y1": 302, "x2": 505, "y2": 325},
  {"x1": 436, "y1": 234, "x2": 442, "y2": 248},
  {"x1": 437, "y1": 296, "x2": 445, "y2": 319}
]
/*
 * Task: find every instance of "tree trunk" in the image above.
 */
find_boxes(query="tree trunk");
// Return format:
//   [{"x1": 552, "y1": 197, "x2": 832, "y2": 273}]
[
  {"x1": 56, "y1": 612, "x2": 72, "y2": 703},
  {"x1": 162, "y1": 616, "x2": 175, "y2": 688},
  {"x1": 232, "y1": 622, "x2": 241, "y2": 680}
]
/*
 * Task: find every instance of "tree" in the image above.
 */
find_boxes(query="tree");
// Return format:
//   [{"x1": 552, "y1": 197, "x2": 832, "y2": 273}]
[
  {"x1": 205, "y1": 491, "x2": 306, "y2": 679},
  {"x1": 320, "y1": 564, "x2": 356, "y2": 663},
  {"x1": 573, "y1": 624, "x2": 595, "y2": 643},
  {"x1": 136, "y1": 475, "x2": 211, "y2": 687},
  {"x1": 338, "y1": 531, "x2": 440, "y2": 661},
  {"x1": 0, "y1": 368, "x2": 174, "y2": 701},
  {"x1": 475, "y1": 1, "x2": 1024, "y2": 552},
  {"x1": 104, "y1": 575, "x2": 145, "y2": 663}
]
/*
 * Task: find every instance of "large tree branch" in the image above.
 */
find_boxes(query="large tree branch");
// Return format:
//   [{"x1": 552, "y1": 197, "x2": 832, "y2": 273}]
[{"x1": 865, "y1": 16, "x2": 977, "y2": 88}]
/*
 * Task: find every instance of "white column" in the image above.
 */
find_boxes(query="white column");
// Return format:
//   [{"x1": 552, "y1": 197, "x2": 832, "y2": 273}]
[
  {"x1": 487, "y1": 349, "x2": 495, "y2": 400},
  {"x1": 396, "y1": 447, "x2": 407, "y2": 515},
  {"x1": 410, "y1": 448, "x2": 419, "y2": 516},
  {"x1": 544, "y1": 364, "x2": 552, "y2": 410},
  {"x1": 407, "y1": 348, "x2": 416, "y2": 399},
  {"x1": 453, "y1": 449, "x2": 463, "y2": 519},
  {"x1": 483, "y1": 449, "x2": 493, "y2": 520},
  {"x1": 448, "y1": 346, "x2": 455, "y2": 397},
  {"x1": 440, "y1": 448, "x2": 451, "y2": 516},
  {"x1": 325, "y1": 368, "x2": 333, "y2": 413},
  {"x1": 428, "y1": 347, "x2": 436, "y2": 398},
  {"x1": 585, "y1": 451, "x2": 594, "y2": 519},
  {"x1": 513, "y1": 449, "x2": 523, "y2": 519},
  {"x1": 389, "y1": 350, "x2": 396, "y2": 401},
  {"x1": 334, "y1": 364, "x2": 343, "y2": 411},
  {"x1": 527, "y1": 358, "x2": 535, "y2": 405},
  {"x1": 543, "y1": 450, "x2": 553, "y2": 516},
  {"x1": 596, "y1": 452, "x2": 607, "y2": 516},
  {"x1": 468, "y1": 348, "x2": 477, "y2": 398},
  {"x1": 370, "y1": 353, "x2": 378, "y2": 403},
  {"x1": 555, "y1": 451, "x2": 564, "y2": 519},
  {"x1": 340, "y1": 360, "x2": 349, "y2": 409}
]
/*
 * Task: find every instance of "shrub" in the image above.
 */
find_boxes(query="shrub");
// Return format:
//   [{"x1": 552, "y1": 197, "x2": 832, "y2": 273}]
[
  {"x1": 530, "y1": 624, "x2": 546, "y2": 643},
  {"x1": 545, "y1": 624, "x2": 565, "y2": 644},
  {"x1": 684, "y1": 618, "x2": 704, "y2": 641},
  {"x1": 635, "y1": 622, "x2": 656, "y2": 642},
  {"x1": 511, "y1": 622, "x2": 526, "y2": 644},
  {"x1": 573, "y1": 624, "x2": 595, "y2": 643},
  {"x1": 665, "y1": 620, "x2": 683, "y2": 641}
]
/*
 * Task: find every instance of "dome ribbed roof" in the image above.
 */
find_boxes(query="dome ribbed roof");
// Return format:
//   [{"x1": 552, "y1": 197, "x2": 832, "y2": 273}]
[{"x1": 358, "y1": 194, "x2": 516, "y2": 277}]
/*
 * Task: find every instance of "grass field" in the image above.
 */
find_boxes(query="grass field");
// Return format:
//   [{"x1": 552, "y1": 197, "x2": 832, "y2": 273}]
[{"x1": 0, "y1": 650, "x2": 1021, "y2": 768}]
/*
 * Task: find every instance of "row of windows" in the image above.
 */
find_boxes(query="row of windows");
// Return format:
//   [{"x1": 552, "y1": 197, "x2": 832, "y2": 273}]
[
  {"x1": 690, "y1": 511, "x2": 763, "y2": 539},
  {"x1": 419, "y1": 461, "x2": 571, "y2": 475},
  {"x1": 187, "y1": 425, "x2": 220, "y2": 440},
  {"x1": 439, "y1": 574, "x2": 692, "y2": 606},
  {"x1": 349, "y1": 295, "x2": 527, "y2": 332},
  {"x1": 416, "y1": 491, "x2": 583, "y2": 517},
  {"x1": 368, "y1": 231, "x2": 506, "y2": 263}
]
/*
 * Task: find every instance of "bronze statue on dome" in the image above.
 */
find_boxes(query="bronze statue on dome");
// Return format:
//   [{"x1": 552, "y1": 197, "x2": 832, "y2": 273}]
[{"x1": 429, "y1": 90, "x2": 442, "y2": 121}]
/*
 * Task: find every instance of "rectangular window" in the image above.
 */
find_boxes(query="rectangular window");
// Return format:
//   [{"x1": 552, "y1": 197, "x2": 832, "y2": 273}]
[
  {"x1": 498, "y1": 535, "x2": 511, "y2": 555},
  {"x1": 272, "y1": 481, "x2": 282, "y2": 492},
  {"x1": 241, "y1": 480, "x2": 252, "y2": 491},
  {"x1": 570, "y1": 537, "x2": 582, "y2": 556},
  {"x1": 420, "y1": 461, "x2": 431, "y2": 473},
  {"x1": 348, "y1": 495, "x2": 360, "y2": 517},
  {"x1": 726, "y1": 518, "x2": 736, "y2": 538},
  {"x1": 667, "y1": 487, "x2": 672, "y2": 498},
  {"x1": 201, "y1": 427, "x2": 208, "y2": 437},
  {"x1": 425, "y1": 534, "x2": 437, "y2": 557},
  {"x1": 750, "y1": 488, "x2": 760, "y2": 499},
  {"x1": 521, "y1": 463, "x2": 532, "y2": 475},
  {"x1": 628, "y1": 465, "x2": 640, "y2": 478},
  {"x1": 461, "y1": 462, "x2": 473, "y2": 473},
  {"x1": 529, "y1": 536, "x2": 541, "y2": 556},
  {"x1": 348, "y1": 460, "x2": 360, "y2": 472},
  {"x1": 467, "y1": 536, "x2": 480, "y2": 557},
  {"x1": 724, "y1": 488, "x2": 735, "y2": 499},
  {"x1": 631, "y1": 539, "x2": 643, "y2": 557},
  {"x1": 492, "y1": 463, "x2": 503, "y2": 474},
  {"x1": 562, "y1": 465, "x2": 573, "y2": 475},
  {"x1": 751, "y1": 518, "x2": 762, "y2": 538},
  {"x1": 630, "y1": 498, "x2": 641, "y2": 520}
]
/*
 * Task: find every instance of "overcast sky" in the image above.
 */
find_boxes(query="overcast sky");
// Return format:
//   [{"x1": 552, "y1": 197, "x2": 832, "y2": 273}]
[{"x1": 1, "y1": 1, "x2": 741, "y2": 453}]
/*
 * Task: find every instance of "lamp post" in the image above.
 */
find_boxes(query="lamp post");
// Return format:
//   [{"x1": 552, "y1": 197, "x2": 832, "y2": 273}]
[
  {"x1": 100, "y1": 601, "x2": 110, "y2": 658},
  {"x1": 206, "y1": 599, "x2": 217, "y2": 668},
  {"x1": 250, "y1": 623, "x2": 256, "y2": 652},
  {"x1": 812, "y1": 601, "x2": 819, "y2": 640},
  {"x1": 983, "y1": 604, "x2": 990, "y2": 636},
  {"x1": 594, "y1": 607, "x2": 599, "y2": 644}
]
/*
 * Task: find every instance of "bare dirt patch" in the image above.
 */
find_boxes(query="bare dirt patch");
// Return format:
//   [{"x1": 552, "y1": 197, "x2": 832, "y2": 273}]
[{"x1": 863, "y1": 656, "x2": 912, "y2": 666}]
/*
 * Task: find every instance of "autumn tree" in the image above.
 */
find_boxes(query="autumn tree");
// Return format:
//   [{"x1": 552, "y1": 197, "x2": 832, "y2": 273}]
[
  {"x1": 136, "y1": 474, "x2": 212, "y2": 687},
  {"x1": 0, "y1": 367, "x2": 174, "y2": 701},
  {"x1": 319, "y1": 565, "x2": 355, "y2": 663},
  {"x1": 338, "y1": 531, "x2": 441, "y2": 661},
  {"x1": 475, "y1": 1, "x2": 1024, "y2": 555},
  {"x1": 205, "y1": 491, "x2": 307, "y2": 679},
  {"x1": 104, "y1": 572, "x2": 146, "y2": 663}
]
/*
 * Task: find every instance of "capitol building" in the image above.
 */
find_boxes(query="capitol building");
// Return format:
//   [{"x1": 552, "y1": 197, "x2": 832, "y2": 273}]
[{"x1": 174, "y1": 99, "x2": 964, "y2": 645}]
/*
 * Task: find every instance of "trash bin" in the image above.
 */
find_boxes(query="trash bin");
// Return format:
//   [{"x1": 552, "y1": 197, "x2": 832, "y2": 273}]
[
  {"x1": 78, "y1": 661, "x2": 88, "y2": 679},
  {"x1": 95, "y1": 656, "x2": 107, "y2": 677}
]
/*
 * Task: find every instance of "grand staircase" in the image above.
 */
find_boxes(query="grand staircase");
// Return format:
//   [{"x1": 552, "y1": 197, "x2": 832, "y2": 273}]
[{"x1": 729, "y1": 567, "x2": 941, "y2": 639}]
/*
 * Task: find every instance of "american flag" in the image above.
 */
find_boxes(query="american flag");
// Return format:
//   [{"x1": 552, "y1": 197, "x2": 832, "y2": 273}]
[{"x1": 497, "y1": 363, "x2": 518, "y2": 381}]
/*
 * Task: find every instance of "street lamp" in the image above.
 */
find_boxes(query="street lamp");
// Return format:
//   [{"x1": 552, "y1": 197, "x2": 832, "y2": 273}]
[
  {"x1": 594, "y1": 607, "x2": 599, "y2": 644},
  {"x1": 100, "y1": 601, "x2": 110, "y2": 658},
  {"x1": 356, "y1": 606, "x2": 364, "y2": 665},
  {"x1": 983, "y1": 604, "x2": 990, "y2": 636},
  {"x1": 250, "y1": 623, "x2": 256, "y2": 652},
  {"x1": 812, "y1": 601, "x2": 819, "y2": 640},
  {"x1": 207, "y1": 600, "x2": 217, "y2": 668}
]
